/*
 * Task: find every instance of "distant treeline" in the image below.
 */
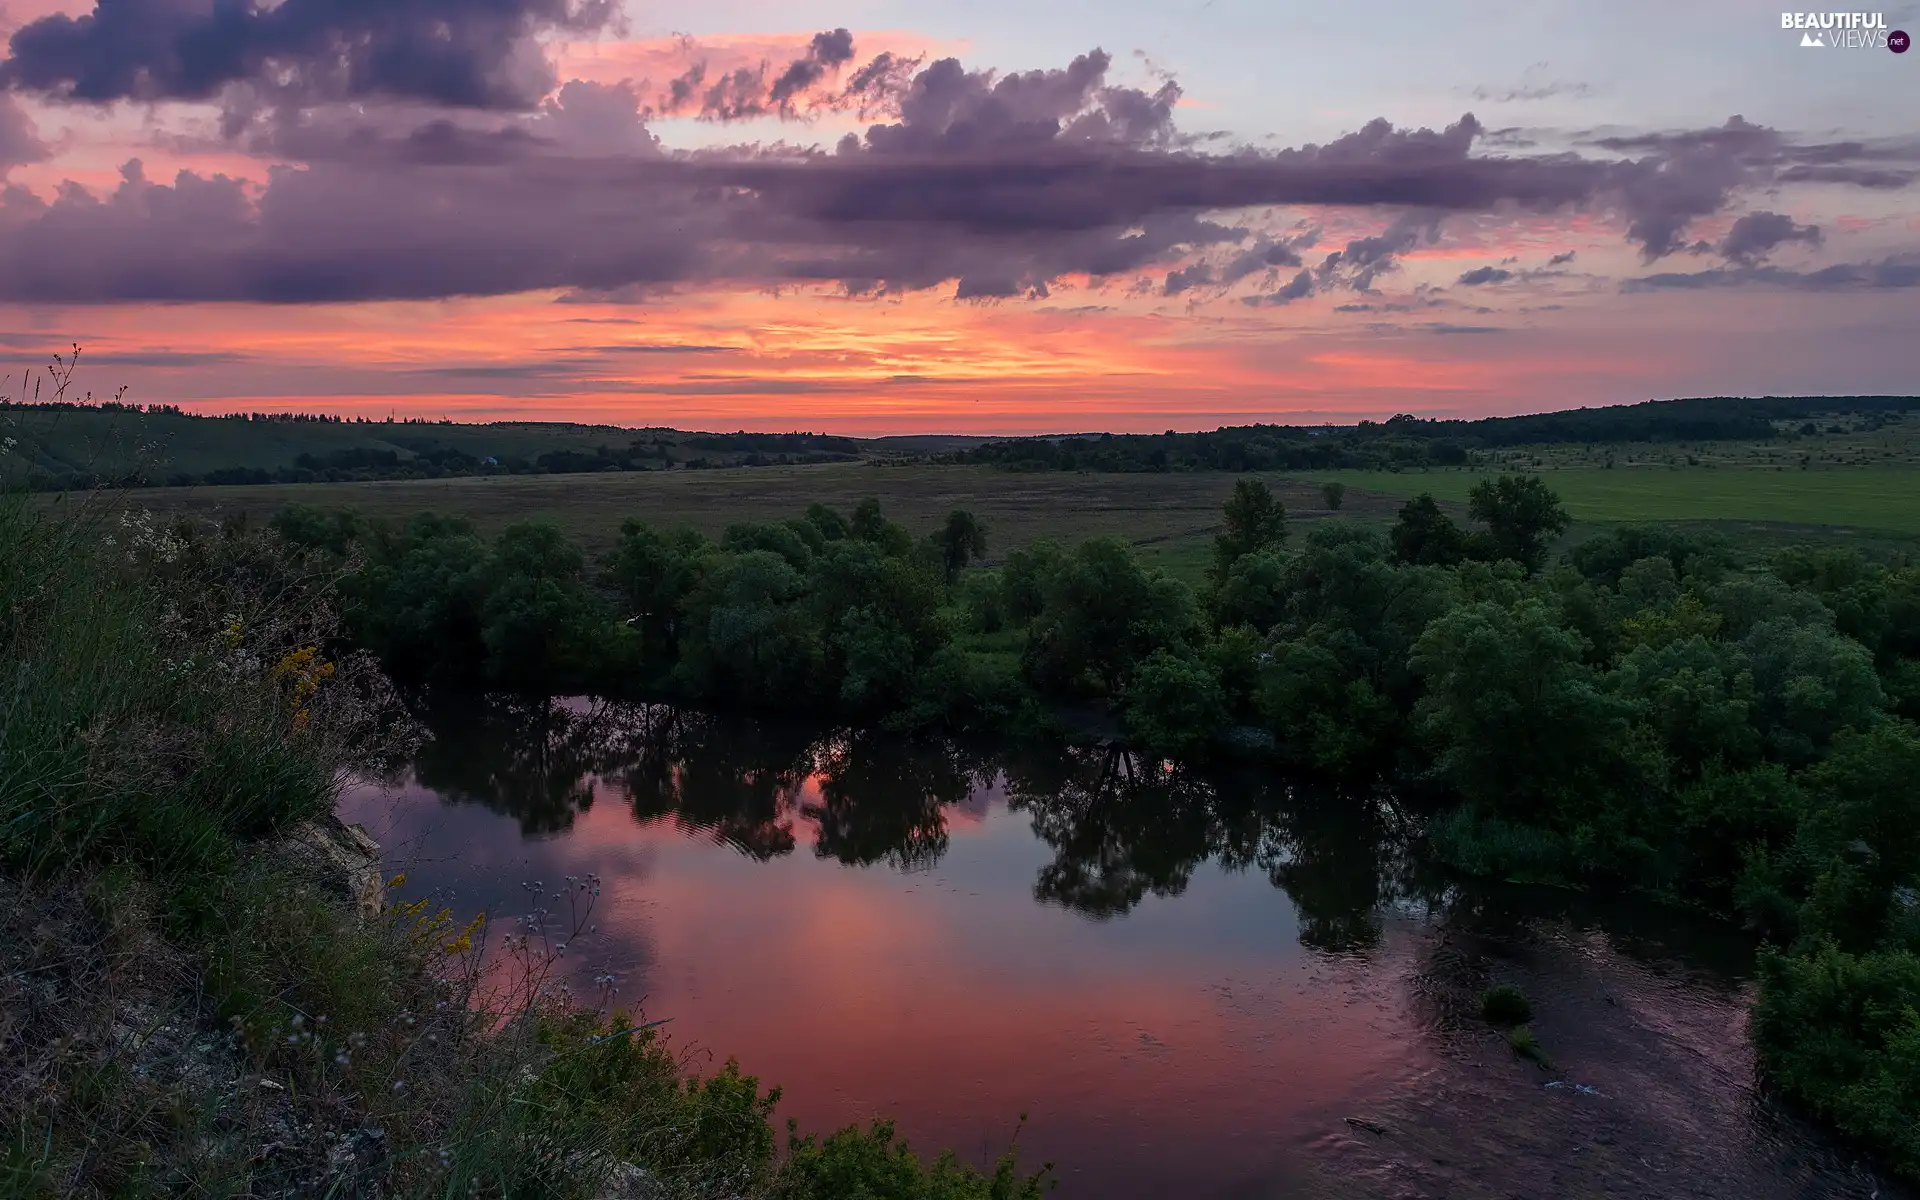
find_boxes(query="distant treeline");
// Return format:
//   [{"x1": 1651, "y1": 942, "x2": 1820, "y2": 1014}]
[
  {"x1": 6, "y1": 433, "x2": 861, "y2": 491},
  {"x1": 950, "y1": 395, "x2": 1920, "y2": 473}
]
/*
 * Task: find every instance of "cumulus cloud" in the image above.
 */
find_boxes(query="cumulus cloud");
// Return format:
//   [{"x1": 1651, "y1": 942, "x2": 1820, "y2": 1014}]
[
  {"x1": 0, "y1": 94, "x2": 45, "y2": 175},
  {"x1": 1, "y1": 0, "x2": 621, "y2": 110},
  {"x1": 1457, "y1": 266, "x2": 1513, "y2": 285},
  {"x1": 1242, "y1": 269, "x2": 1316, "y2": 306},
  {"x1": 647, "y1": 33, "x2": 918, "y2": 123},
  {"x1": 1316, "y1": 212, "x2": 1442, "y2": 291},
  {"x1": 0, "y1": 23, "x2": 1913, "y2": 306},
  {"x1": 1163, "y1": 228, "x2": 1317, "y2": 295},
  {"x1": 1718, "y1": 210, "x2": 1822, "y2": 263}
]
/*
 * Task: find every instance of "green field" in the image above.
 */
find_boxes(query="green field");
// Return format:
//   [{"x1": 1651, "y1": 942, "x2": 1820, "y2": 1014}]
[
  {"x1": 1291, "y1": 466, "x2": 1920, "y2": 538},
  {"x1": 113, "y1": 465, "x2": 1403, "y2": 579},
  {"x1": 105, "y1": 457, "x2": 1920, "y2": 588}
]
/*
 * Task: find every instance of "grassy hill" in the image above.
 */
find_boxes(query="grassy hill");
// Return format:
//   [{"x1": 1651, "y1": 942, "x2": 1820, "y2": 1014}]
[{"x1": 0, "y1": 406, "x2": 873, "y2": 488}]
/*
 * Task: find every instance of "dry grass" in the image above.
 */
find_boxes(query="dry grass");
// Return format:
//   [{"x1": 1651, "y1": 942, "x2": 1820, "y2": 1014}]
[{"x1": 106, "y1": 464, "x2": 1398, "y2": 583}]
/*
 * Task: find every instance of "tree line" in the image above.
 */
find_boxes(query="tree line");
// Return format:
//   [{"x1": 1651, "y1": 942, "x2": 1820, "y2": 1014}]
[{"x1": 948, "y1": 395, "x2": 1919, "y2": 474}]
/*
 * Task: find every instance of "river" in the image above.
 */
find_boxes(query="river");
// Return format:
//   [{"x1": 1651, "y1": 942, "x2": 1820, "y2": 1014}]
[{"x1": 339, "y1": 695, "x2": 1900, "y2": 1199}]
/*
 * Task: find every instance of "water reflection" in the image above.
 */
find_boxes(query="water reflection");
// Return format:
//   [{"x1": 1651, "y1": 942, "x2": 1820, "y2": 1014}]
[
  {"x1": 389, "y1": 695, "x2": 1415, "y2": 946},
  {"x1": 346, "y1": 696, "x2": 1901, "y2": 1200}
]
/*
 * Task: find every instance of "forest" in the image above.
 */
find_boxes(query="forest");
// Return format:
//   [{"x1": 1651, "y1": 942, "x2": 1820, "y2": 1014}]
[
  {"x1": 950, "y1": 395, "x2": 1920, "y2": 473},
  {"x1": 255, "y1": 472, "x2": 1920, "y2": 1181}
]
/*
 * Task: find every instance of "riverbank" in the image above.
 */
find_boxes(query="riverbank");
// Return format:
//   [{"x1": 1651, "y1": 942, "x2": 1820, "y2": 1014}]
[
  {"x1": 0, "y1": 495, "x2": 1051, "y2": 1198},
  {"x1": 338, "y1": 698, "x2": 1909, "y2": 1199}
]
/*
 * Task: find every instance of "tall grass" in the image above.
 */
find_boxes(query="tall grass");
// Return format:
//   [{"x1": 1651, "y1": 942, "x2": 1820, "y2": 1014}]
[{"x1": 0, "y1": 493, "x2": 407, "y2": 880}]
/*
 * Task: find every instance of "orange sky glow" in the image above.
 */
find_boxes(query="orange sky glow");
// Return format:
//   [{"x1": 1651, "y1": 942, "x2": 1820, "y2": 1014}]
[{"x1": 1, "y1": 10, "x2": 1914, "y2": 434}]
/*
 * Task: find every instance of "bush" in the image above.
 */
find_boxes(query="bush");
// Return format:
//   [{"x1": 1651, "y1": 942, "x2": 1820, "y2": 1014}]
[
  {"x1": 1480, "y1": 985, "x2": 1532, "y2": 1025},
  {"x1": 1755, "y1": 944, "x2": 1920, "y2": 1179},
  {"x1": 1507, "y1": 1024, "x2": 1551, "y2": 1067},
  {"x1": 772, "y1": 1119, "x2": 1054, "y2": 1200}
]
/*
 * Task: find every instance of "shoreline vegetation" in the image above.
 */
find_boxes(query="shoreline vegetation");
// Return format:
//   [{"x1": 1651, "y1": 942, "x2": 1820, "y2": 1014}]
[
  {"x1": 269, "y1": 468, "x2": 1920, "y2": 1186},
  {"x1": 0, "y1": 492, "x2": 1054, "y2": 1198},
  {"x1": 7, "y1": 452, "x2": 1920, "y2": 1191}
]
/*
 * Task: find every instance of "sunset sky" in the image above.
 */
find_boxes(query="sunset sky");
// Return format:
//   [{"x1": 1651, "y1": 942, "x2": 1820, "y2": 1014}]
[{"x1": 0, "y1": 0, "x2": 1915, "y2": 433}]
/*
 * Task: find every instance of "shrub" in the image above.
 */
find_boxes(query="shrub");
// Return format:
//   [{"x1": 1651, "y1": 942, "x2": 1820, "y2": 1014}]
[{"x1": 1480, "y1": 985, "x2": 1532, "y2": 1025}]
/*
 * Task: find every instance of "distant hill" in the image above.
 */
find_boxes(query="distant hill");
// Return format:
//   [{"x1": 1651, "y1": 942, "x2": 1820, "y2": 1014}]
[
  {"x1": 949, "y1": 395, "x2": 1920, "y2": 474},
  {"x1": 0, "y1": 406, "x2": 865, "y2": 490},
  {"x1": 2, "y1": 393, "x2": 1916, "y2": 490}
]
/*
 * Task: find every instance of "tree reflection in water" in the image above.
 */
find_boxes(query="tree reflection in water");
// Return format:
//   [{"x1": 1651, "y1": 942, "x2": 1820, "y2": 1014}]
[{"x1": 404, "y1": 699, "x2": 1419, "y2": 951}]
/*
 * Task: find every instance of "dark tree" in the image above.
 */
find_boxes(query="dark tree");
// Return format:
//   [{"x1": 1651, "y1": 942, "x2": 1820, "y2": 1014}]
[
  {"x1": 1467, "y1": 474, "x2": 1571, "y2": 573},
  {"x1": 932, "y1": 510, "x2": 988, "y2": 584},
  {"x1": 1213, "y1": 479, "x2": 1288, "y2": 575},
  {"x1": 1390, "y1": 494, "x2": 1471, "y2": 566}
]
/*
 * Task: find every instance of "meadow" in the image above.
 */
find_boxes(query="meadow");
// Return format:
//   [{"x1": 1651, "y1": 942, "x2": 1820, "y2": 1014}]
[
  {"x1": 109, "y1": 453, "x2": 1920, "y2": 588},
  {"x1": 1287, "y1": 466, "x2": 1920, "y2": 536},
  {"x1": 112, "y1": 465, "x2": 1397, "y2": 579}
]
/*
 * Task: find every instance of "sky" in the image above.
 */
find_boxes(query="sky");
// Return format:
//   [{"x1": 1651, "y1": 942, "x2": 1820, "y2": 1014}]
[{"x1": 0, "y1": 0, "x2": 1915, "y2": 433}]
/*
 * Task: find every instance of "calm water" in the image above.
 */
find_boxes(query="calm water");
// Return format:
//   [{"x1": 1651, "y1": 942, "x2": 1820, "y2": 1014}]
[{"x1": 342, "y1": 696, "x2": 1900, "y2": 1199}]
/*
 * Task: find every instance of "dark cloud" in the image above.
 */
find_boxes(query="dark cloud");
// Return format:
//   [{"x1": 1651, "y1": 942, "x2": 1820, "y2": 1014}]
[
  {"x1": 1317, "y1": 212, "x2": 1441, "y2": 291},
  {"x1": 1547, "y1": 250, "x2": 1577, "y2": 266},
  {"x1": 1718, "y1": 210, "x2": 1822, "y2": 263},
  {"x1": 1162, "y1": 262, "x2": 1214, "y2": 295},
  {"x1": 1, "y1": 0, "x2": 619, "y2": 110},
  {"x1": 0, "y1": 41, "x2": 1911, "y2": 305},
  {"x1": 769, "y1": 29, "x2": 856, "y2": 111},
  {"x1": 652, "y1": 35, "x2": 918, "y2": 123},
  {"x1": 1457, "y1": 266, "x2": 1513, "y2": 285},
  {"x1": 1424, "y1": 323, "x2": 1505, "y2": 334},
  {"x1": 1163, "y1": 228, "x2": 1316, "y2": 295},
  {"x1": 1594, "y1": 116, "x2": 1781, "y2": 261},
  {"x1": 1624, "y1": 255, "x2": 1920, "y2": 291},
  {"x1": 0, "y1": 95, "x2": 46, "y2": 174},
  {"x1": 1242, "y1": 269, "x2": 1316, "y2": 306}
]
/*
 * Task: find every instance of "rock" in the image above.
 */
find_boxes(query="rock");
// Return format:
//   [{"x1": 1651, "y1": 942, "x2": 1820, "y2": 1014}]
[
  {"x1": 596, "y1": 1162, "x2": 665, "y2": 1200},
  {"x1": 1220, "y1": 725, "x2": 1277, "y2": 756},
  {"x1": 275, "y1": 815, "x2": 386, "y2": 916}
]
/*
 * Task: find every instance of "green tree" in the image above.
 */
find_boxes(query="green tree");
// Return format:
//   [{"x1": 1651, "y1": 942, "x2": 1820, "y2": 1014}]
[
  {"x1": 1739, "y1": 616, "x2": 1886, "y2": 764},
  {"x1": 480, "y1": 522, "x2": 620, "y2": 690},
  {"x1": 347, "y1": 512, "x2": 493, "y2": 683},
  {"x1": 1124, "y1": 649, "x2": 1229, "y2": 761},
  {"x1": 1212, "y1": 549, "x2": 1289, "y2": 633},
  {"x1": 1466, "y1": 474, "x2": 1570, "y2": 573},
  {"x1": 1755, "y1": 944, "x2": 1920, "y2": 1180},
  {"x1": 1412, "y1": 597, "x2": 1656, "y2": 833},
  {"x1": 606, "y1": 519, "x2": 710, "y2": 669},
  {"x1": 1320, "y1": 481, "x2": 1346, "y2": 511},
  {"x1": 1389, "y1": 493, "x2": 1471, "y2": 567},
  {"x1": 676, "y1": 549, "x2": 823, "y2": 707},
  {"x1": 931, "y1": 509, "x2": 988, "y2": 584},
  {"x1": 1024, "y1": 538, "x2": 1200, "y2": 696},
  {"x1": 1213, "y1": 478, "x2": 1287, "y2": 577}
]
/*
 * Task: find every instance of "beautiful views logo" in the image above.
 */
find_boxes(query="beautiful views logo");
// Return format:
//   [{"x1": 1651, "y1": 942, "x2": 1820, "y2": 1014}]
[{"x1": 1781, "y1": 11, "x2": 1902, "y2": 49}]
